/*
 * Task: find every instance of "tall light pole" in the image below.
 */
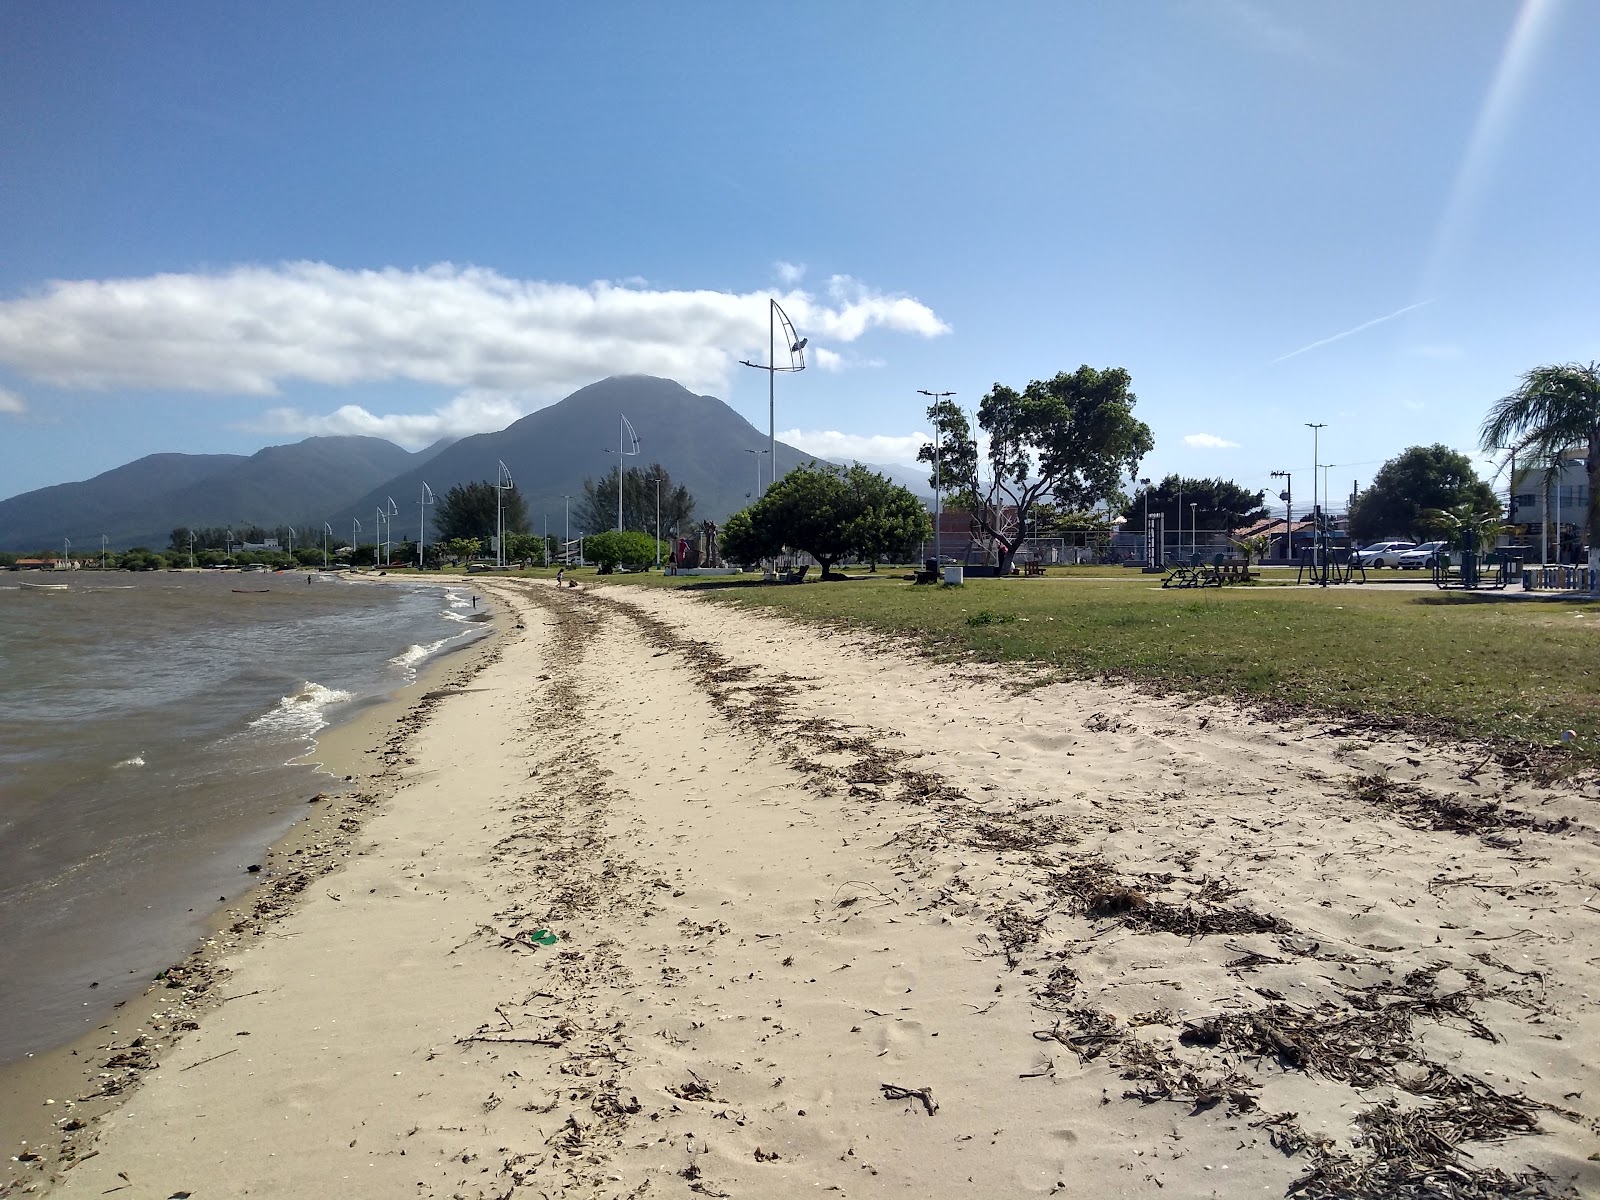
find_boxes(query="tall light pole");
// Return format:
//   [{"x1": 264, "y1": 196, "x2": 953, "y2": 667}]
[
  {"x1": 563, "y1": 495, "x2": 571, "y2": 565},
  {"x1": 384, "y1": 496, "x2": 398, "y2": 566},
  {"x1": 494, "y1": 460, "x2": 513, "y2": 568},
  {"x1": 603, "y1": 414, "x2": 641, "y2": 532},
  {"x1": 739, "y1": 298, "x2": 807, "y2": 493},
  {"x1": 1306, "y1": 423, "x2": 1327, "y2": 573},
  {"x1": 650, "y1": 476, "x2": 662, "y2": 568},
  {"x1": 62, "y1": 535, "x2": 71, "y2": 570},
  {"x1": 322, "y1": 522, "x2": 332, "y2": 569},
  {"x1": 1271, "y1": 471, "x2": 1292, "y2": 561},
  {"x1": 100, "y1": 533, "x2": 108, "y2": 571},
  {"x1": 743, "y1": 448, "x2": 768, "y2": 498},
  {"x1": 918, "y1": 390, "x2": 956, "y2": 568},
  {"x1": 375, "y1": 505, "x2": 386, "y2": 566},
  {"x1": 1176, "y1": 477, "x2": 1184, "y2": 559},
  {"x1": 418, "y1": 483, "x2": 435, "y2": 570},
  {"x1": 350, "y1": 517, "x2": 361, "y2": 565},
  {"x1": 1189, "y1": 502, "x2": 1198, "y2": 557},
  {"x1": 1138, "y1": 478, "x2": 1151, "y2": 565},
  {"x1": 188, "y1": 529, "x2": 196, "y2": 569}
]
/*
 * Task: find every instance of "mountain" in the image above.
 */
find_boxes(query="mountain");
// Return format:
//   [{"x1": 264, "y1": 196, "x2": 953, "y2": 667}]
[
  {"x1": 0, "y1": 378, "x2": 929, "y2": 552},
  {"x1": 859, "y1": 461, "x2": 934, "y2": 501},
  {"x1": 0, "y1": 437, "x2": 422, "y2": 551},
  {"x1": 0, "y1": 452, "x2": 243, "y2": 551},
  {"x1": 332, "y1": 376, "x2": 839, "y2": 543}
]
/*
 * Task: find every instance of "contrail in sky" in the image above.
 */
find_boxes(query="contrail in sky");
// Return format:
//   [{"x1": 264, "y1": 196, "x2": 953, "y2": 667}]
[{"x1": 1271, "y1": 299, "x2": 1434, "y2": 364}]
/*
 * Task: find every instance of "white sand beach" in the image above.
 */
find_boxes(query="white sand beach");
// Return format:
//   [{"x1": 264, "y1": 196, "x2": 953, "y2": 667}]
[{"x1": 7, "y1": 578, "x2": 1597, "y2": 1198}]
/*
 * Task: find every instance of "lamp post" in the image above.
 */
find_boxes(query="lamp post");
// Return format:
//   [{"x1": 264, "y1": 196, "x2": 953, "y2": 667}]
[
  {"x1": 743, "y1": 448, "x2": 769, "y2": 498},
  {"x1": 739, "y1": 298, "x2": 807, "y2": 492},
  {"x1": 1176, "y1": 477, "x2": 1183, "y2": 560},
  {"x1": 1189, "y1": 503, "x2": 1198, "y2": 559},
  {"x1": 563, "y1": 495, "x2": 571, "y2": 565},
  {"x1": 101, "y1": 534, "x2": 108, "y2": 571},
  {"x1": 493, "y1": 461, "x2": 513, "y2": 569},
  {"x1": 322, "y1": 522, "x2": 332, "y2": 569},
  {"x1": 384, "y1": 496, "x2": 398, "y2": 566},
  {"x1": 351, "y1": 517, "x2": 361, "y2": 566},
  {"x1": 650, "y1": 476, "x2": 662, "y2": 568},
  {"x1": 918, "y1": 390, "x2": 956, "y2": 568},
  {"x1": 375, "y1": 505, "x2": 386, "y2": 566},
  {"x1": 1138, "y1": 478, "x2": 1151, "y2": 564},
  {"x1": 1271, "y1": 471, "x2": 1292, "y2": 561},
  {"x1": 188, "y1": 529, "x2": 196, "y2": 568},
  {"x1": 603, "y1": 414, "x2": 642, "y2": 532},
  {"x1": 418, "y1": 483, "x2": 434, "y2": 570},
  {"x1": 1306, "y1": 423, "x2": 1327, "y2": 573},
  {"x1": 577, "y1": 532, "x2": 585, "y2": 568}
]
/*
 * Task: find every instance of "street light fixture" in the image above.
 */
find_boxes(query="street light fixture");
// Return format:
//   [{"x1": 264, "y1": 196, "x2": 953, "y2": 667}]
[
  {"x1": 739, "y1": 298, "x2": 807, "y2": 493},
  {"x1": 1306, "y1": 423, "x2": 1327, "y2": 573},
  {"x1": 918, "y1": 390, "x2": 956, "y2": 568},
  {"x1": 1138, "y1": 478, "x2": 1151, "y2": 565},
  {"x1": 602, "y1": 415, "x2": 641, "y2": 532},
  {"x1": 743, "y1": 448, "x2": 769, "y2": 498},
  {"x1": 1271, "y1": 471, "x2": 1292, "y2": 561},
  {"x1": 322, "y1": 522, "x2": 333, "y2": 569},
  {"x1": 418, "y1": 483, "x2": 435, "y2": 570},
  {"x1": 493, "y1": 460, "x2": 514, "y2": 568},
  {"x1": 563, "y1": 495, "x2": 572, "y2": 565}
]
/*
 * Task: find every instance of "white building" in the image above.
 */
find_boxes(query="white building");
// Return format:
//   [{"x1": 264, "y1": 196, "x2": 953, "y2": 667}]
[{"x1": 1510, "y1": 449, "x2": 1589, "y2": 559}]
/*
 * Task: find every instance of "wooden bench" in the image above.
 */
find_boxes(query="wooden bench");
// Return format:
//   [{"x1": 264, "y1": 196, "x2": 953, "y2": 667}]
[
  {"x1": 1023, "y1": 560, "x2": 1046, "y2": 577},
  {"x1": 783, "y1": 564, "x2": 810, "y2": 584}
]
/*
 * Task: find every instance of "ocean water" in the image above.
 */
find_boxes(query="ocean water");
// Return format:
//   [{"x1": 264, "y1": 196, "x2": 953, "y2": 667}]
[{"x1": 0, "y1": 571, "x2": 489, "y2": 1066}]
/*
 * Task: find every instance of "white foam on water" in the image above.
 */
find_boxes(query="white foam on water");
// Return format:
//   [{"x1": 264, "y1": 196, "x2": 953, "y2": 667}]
[
  {"x1": 389, "y1": 634, "x2": 460, "y2": 681},
  {"x1": 113, "y1": 754, "x2": 145, "y2": 768},
  {"x1": 248, "y1": 681, "x2": 354, "y2": 736}
]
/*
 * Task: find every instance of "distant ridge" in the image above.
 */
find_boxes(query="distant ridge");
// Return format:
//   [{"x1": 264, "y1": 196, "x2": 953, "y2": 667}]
[{"x1": 0, "y1": 377, "x2": 931, "y2": 552}]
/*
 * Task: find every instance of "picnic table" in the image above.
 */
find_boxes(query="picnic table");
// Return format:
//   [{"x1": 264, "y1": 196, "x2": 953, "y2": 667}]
[
  {"x1": 1023, "y1": 560, "x2": 1046, "y2": 577},
  {"x1": 1162, "y1": 554, "x2": 1256, "y2": 588}
]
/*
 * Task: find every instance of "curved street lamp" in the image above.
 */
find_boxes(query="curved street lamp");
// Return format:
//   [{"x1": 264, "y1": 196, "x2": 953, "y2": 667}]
[{"x1": 739, "y1": 298, "x2": 806, "y2": 494}]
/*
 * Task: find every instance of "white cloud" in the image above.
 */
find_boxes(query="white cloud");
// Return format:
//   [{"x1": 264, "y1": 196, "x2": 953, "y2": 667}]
[
  {"x1": 0, "y1": 386, "x2": 25, "y2": 414},
  {"x1": 813, "y1": 347, "x2": 844, "y2": 371},
  {"x1": 774, "y1": 260, "x2": 806, "y2": 285},
  {"x1": 778, "y1": 428, "x2": 929, "y2": 467},
  {"x1": 250, "y1": 389, "x2": 530, "y2": 447},
  {"x1": 1184, "y1": 433, "x2": 1239, "y2": 449},
  {"x1": 0, "y1": 261, "x2": 949, "y2": 398}
]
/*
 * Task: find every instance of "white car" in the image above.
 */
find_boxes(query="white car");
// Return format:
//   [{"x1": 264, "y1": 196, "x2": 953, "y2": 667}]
[
  {"x1": 1351, "y1": 540, "x2": 1414, "y2": 569},
  {"x1": 1394, "y1": 541, "x2": 1449, "y2": 569}
]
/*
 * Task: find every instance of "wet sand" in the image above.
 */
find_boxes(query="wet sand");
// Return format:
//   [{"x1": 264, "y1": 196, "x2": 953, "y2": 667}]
[{"x1": 5, "y1": 578, "x2": 1597, "y2": 1198}]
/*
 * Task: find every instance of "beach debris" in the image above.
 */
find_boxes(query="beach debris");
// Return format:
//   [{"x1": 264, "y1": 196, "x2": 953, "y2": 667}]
[
  {"x1": 880, "y1": 1082, "x2": 938, "y2": 1115},
  {"x1": 668, "y1": 1071, "x2": 719, "y2": 1102},
  {"x1": 512, "y1": 927, "x2": 559, "y2": 949}
]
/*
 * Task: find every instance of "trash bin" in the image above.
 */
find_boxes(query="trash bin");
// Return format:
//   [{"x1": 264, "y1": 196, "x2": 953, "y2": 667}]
[{"x1": 943, "y1": 564, "x2": 964, "y2": 586}]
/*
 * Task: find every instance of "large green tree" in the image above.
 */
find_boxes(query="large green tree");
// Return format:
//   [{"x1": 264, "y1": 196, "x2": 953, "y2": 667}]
[
  {"x1": 732, "y1": 462, "x2": 931, "y2": 578},
  {"x1": 576, "y1": 463, "x2": 694, "y2": 536},
  {"x1": 1121, "y1": 476, "x2": 1269, "y2": 534},
  {"x1": 1481, "y1": 362, "x2": 1600, "y2": 593},
  {"x1": 582, "y1": 530, "x2": 661, "y2": 571},
  {"x1": 919, "y1": 366, "x2": 1153, "y2": 573},
  {"x1": 433, "y1": 481, "x2": 528, "y2": 543},
  {"x1": 1347, "y1": 445, "x2": 1499, "y2": 543}
]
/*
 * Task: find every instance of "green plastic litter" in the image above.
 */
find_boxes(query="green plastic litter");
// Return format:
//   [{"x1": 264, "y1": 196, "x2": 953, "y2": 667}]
[{"x1": 529, "y1": 929, "x2": 558, "y2": 946}]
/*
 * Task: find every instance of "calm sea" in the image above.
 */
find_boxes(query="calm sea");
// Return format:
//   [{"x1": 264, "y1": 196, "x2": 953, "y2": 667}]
[{"x1": 0, "y1": 571, "x2": 488, "y2": 1066}]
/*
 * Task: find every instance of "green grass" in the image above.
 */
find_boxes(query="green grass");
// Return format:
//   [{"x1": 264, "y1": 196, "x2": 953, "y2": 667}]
[{"x1": 597, "y1": 570, "x2": 1600, "y2": 763}]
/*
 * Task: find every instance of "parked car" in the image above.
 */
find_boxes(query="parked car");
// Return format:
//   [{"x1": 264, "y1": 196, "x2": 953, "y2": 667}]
[
  {"x1": 1351, "y1": 540, "x2": 1415, "y2": 569},
  {"x1": 1395, "y1": 540, "x2": 1449, "y2": 569}
]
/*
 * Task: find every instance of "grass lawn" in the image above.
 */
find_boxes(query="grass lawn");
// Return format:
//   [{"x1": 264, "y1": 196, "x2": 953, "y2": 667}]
[{"x1": 596, "y1": 569, "x2": 1600, "y2": 764}]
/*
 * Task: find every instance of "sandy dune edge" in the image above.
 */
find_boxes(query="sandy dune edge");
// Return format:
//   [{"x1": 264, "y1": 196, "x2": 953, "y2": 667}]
[{"x1": 23, "y1": 579, "x2": 1599, "y2": 1199}]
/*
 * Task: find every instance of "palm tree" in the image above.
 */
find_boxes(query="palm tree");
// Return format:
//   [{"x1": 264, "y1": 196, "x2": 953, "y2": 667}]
[{"x1": 1481, "y1": 362, "x2": 1600, "y2": 594}]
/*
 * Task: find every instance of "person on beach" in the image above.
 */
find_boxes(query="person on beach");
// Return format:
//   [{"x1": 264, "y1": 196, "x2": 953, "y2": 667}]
[{"x1": 556, "y1": 566, "x2": 565, "y2": 584}]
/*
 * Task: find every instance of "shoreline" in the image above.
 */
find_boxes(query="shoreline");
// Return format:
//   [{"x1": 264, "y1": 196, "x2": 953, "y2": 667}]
[
  {"x1": 0, "y1": 579, "x2": 508, "y2": 1188},
  {"x1": 6, "y1": 578, "x2": 1595, "y2": 1197}
]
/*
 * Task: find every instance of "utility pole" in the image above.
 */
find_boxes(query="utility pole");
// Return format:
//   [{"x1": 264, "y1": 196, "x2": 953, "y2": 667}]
[
  {"x1": 1305, "y1": 423, "x2": 1326, "y2": 573},
  {"x1": 651, "y1": 477, "x2": 662, "y2": 568},
  {"x1": 563, "y1": 495, "x2": 571, "y2": 565},
  {"x1": 918, "y1": 389, "x2": 956, "y2": 569},
  {"x1": 1271, "y1": 471, "x2": 1292, "y2": 562}
]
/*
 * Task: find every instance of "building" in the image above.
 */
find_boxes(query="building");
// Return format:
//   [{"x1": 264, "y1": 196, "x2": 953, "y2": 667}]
[{"x1": 1511, "y1": 448, "x2": 1589, "y2": 561}]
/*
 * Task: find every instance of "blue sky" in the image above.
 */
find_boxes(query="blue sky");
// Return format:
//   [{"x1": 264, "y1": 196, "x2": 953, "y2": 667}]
[{"x1": 2, "y1": 0, "x2": 1595, "y2": 513}]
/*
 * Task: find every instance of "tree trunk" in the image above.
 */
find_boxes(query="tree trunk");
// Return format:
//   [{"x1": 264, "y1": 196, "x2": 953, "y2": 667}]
[{"x1": 819, "y1": 557, "x2": 838, "y2": 579}]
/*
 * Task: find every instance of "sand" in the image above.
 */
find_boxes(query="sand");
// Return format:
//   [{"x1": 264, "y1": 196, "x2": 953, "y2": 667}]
[{"x1": 5, "y1": 578, "x2": 1597, "y2": 1198}]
